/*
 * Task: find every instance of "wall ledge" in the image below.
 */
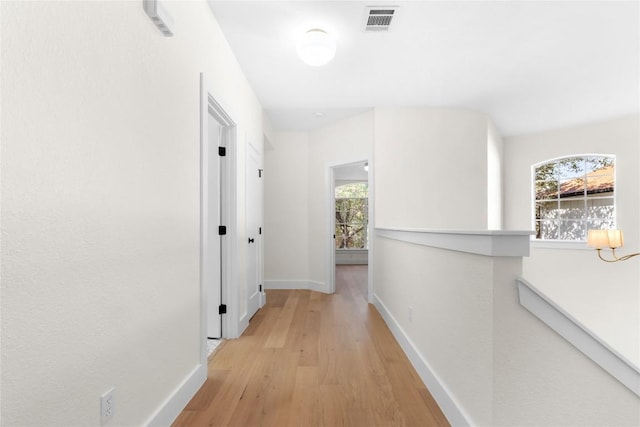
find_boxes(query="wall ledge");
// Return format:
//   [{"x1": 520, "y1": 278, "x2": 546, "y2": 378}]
[
  {"x1": 376, "y1": 227, "x2": 533, "y2": 257},
  {"x1": 517, "y1": 277, "x2": 640, "y2": 397}
]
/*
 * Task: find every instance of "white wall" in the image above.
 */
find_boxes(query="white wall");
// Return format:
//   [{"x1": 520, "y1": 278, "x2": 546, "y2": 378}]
[
  {"x1": 374, "y1": 237, "x2": 495, "y2": 425},
  {"x1": 374, "y1": 236, "x2": 640, "y2": 427},
  {"x1": 503, "y1": 115, "x2": 640, "y2": 368},
  {"x1": 493, "y1": 267, "x2": 640, "y2": 427},
  {"x1": 374, "y1": 108, "x2": 497, "y2": 229},
  {"x1": 373, "y1": 110, "x2": 639, "y2": 425},
  {"x1": 372, "y1": 107, "x2": 497, "y2": 425},
  {"x1": 504, "y1": 115, "x2": 639, "y2": 250},
  {"x1": 264, "y1": 111, "x2": 374, "y2": 289},
  {"x1": 487, "y1": 121, "x2": 504, "y2": 229},
  {"x1": 1, "y1": 2, "x2": 262, "y2": 425},
  {"x1": 263, "y1": 132, "x2": 310, "y2": 282},
  {"x1": 308, "y1": 111, "x2": 374, "y2": 287}
]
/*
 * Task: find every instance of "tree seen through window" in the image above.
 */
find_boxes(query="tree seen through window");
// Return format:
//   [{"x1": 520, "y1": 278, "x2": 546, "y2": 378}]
[{"x1": 335, "y1": 182, "x2": 368, "y2": 249}]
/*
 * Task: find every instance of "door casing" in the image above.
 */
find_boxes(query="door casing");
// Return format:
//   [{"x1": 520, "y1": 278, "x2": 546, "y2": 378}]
[{"x1": 199, "y1": 73, "x2": 241, "y2": 365}]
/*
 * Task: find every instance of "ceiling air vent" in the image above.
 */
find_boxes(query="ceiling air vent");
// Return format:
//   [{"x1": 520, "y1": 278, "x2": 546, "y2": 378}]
[{"x1": 363, "y1": 6, "x2": 398, "y2": 31}]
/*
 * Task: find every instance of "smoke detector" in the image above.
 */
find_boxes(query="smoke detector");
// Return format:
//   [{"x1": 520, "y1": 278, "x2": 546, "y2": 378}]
[{"x1": 363, "y1": 6, "x2": 399, "y2": 32}]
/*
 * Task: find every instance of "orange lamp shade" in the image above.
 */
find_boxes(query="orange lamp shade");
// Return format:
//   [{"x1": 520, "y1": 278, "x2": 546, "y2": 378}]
[{"x1": 587, "y1": 229, "x2": 624, "y2": 249}]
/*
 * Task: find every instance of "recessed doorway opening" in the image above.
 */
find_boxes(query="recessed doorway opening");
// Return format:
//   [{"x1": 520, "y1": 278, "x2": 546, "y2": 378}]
[{"x1": 328, "y1": 160, "x2": 373, "y2": 302}]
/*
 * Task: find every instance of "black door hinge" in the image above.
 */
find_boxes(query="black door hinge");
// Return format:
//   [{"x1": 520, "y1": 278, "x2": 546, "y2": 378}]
[
  {"x1": 219, "y1": 225, "x2": 227, "y2": 235},
  {"x1": 259, "y1": 284, "x2": 262, "y2": 292},
  {"x1": 219, "y1": 304, "x2": 227, "y2": 315},
  {"x1": 259, "y1": 227, "x2": 262, "y2": 235},
  {"x1": 258, "y1": 168, "x2": 263, "y2": 178},
  {"x1": 218, "y1": 146, "x2": 226, "y2": 157}
]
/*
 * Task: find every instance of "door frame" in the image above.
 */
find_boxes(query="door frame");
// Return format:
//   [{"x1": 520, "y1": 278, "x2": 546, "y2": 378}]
[
  {"x1": 327, "y1": 158, "x2": 374, "y2": 303},
  {"x1": 199, "y1": 73, "x2": 240, "y2": 364}
]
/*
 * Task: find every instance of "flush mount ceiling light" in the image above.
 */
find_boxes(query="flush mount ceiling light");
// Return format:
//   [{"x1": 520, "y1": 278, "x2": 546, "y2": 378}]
[{"x1": 296, "y1": 29, "x2": 336, "y2": 67}]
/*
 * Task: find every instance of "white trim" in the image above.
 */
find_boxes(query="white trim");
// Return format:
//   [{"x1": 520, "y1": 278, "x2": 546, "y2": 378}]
[
  {"x1": 224, "y1": 129, "x2": 239, "y2": 339},
  {"x1": 309, "y1": 280, "x2": 327, "y2": 293},
  {"x1": 264, "y1": 280, "x2": 330, "y2": 293},
  {"x1": 237, "y1": 312, "x2": 250, "y2": 337},
  {"x1": 144, "y1": 364, "x2": 206, "y2": 427},
  {"x1": 199, "y1": 73, "x2": 208, "y2": 363},
  {"x1": 373, "y1": 295, "x2": 473, "y2": 427},
  {"x1": 367, "y1": 153, "x2": 374, "y2": 304},
  {"x1": 517, "y1": 278, "x2": 640, "y2": 397},
  {"x1": 376, "y1": 227, "x2": 533, "y2": 257},
  {"x1": 530, "y1": 239, "x2": 592, "y2": 250},
  {"x1": 200, "y1": 73, "x2": 240, "y2": 348},
  {"x1": 328, "y1": 166, "x2": 336, "y2": 293}
]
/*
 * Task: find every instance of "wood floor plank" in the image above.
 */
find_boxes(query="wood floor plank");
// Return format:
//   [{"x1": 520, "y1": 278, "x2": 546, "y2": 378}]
[
  {"x1": 173, "y1": 265, "x2": 450, "y2": 427},
  {"x1": 182, "y1": 370, "x2": 230, "y2": 411},
  {"x1": 287, "y1": 366, "x2": 320, "y2": 427},
  {"x1": 264, "y1": 293, "x2": 299, "y2": 348},
  {"x1": 298, "y1": 306, "x2": 321, "y2": 367},
  {"x1": 283, "y1": 290, "x2": 311, "y2": 351},
  {"x1": 418, "y1": 387, "x2": 451, "y2": 427}
]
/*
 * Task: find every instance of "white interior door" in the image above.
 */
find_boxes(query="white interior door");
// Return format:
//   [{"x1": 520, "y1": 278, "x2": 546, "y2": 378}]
[
  {"x1": 246, "y1": 142, "x2": 262, "y2": 319},
  {"x1": 204, "y1": 114, "x2": 222, "y2": 338}
]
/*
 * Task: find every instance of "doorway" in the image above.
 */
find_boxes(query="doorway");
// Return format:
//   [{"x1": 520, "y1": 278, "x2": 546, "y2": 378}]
[
  {"x1": 199, "y1": 74, "x2": 239, "y2": 364},
  {"x1": 329, "y1": 160, "x2": 373, "y2": 301}
]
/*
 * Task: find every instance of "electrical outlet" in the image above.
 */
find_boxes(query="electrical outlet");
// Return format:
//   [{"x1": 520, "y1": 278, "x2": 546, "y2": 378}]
[
  {"x1": 408, "y1": 306, "x2": 413, "y2": 323},
  {"x1": 100, "y1": 387, "x2": 115, "y2": 425}
]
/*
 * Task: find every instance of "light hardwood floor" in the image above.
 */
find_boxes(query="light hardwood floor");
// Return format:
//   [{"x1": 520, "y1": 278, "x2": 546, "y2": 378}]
[{"x1": 173, "y1": 265, "x2": 449, "y2": 427}]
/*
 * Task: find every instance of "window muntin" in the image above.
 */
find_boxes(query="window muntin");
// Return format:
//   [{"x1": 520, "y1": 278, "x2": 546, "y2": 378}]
[
  {"x1": 335, "y1": 183, "x2": 368, "y2": 249},
  {"x1": 533, "y1": 155, "x2": 614, "y2": 241}
]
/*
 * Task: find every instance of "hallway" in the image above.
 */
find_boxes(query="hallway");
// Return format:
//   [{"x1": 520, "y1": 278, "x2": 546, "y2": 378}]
[{"x1": 173, "y1": 265, "x2": 449, "y2": 426}]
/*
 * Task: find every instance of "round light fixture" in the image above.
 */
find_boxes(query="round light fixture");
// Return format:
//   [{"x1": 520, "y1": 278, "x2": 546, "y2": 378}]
[{"x1": 296, "y1": 29, "x2": 336, "y2": 67}]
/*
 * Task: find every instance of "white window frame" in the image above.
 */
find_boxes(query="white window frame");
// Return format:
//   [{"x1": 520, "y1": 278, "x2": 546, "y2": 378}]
[{"x1": 531, "y1": 154, "x2": 616, "y2": 246}]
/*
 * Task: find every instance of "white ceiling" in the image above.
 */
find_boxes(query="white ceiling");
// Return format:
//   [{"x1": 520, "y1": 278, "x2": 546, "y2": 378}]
[
  {"x1": 208, "y1": 1, "x2": 639, "y2": 136},
  {"x1": 334, "y1": 161, "x2": 368, "y2": 181}
]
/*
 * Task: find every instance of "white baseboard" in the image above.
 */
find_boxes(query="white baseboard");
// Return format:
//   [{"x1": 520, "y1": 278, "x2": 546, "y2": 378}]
[
  {"x1": 264, "y1": 280, "x2": 330, "y2": 293},
  {"x1": 238, "y1": 313, "x2": 249, "y2": 337},
  {"x1": 264, "y1": 280, "x2": 306, "y2": 290},
  {"x1": 373, "y1": 295, "x2": 472, "y2": 427},
  {"x1": 144, "y1": 363, "x2": 206, "y2": 426},
  {"x1": 309, "y1": 280, "x2": 329, "y2": 293},
  {"x1": 336, "y1": 250, "x2": 369, "y2": 265},
  {"x1": 335, "y1": 259, "x2": 368, "y2": 265}
]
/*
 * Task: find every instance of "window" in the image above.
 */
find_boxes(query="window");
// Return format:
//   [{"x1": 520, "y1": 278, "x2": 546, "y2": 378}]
[
  {"x1": 534, "y1": 155, "x2": 615, "y2": 241},
  {"x1": 335, "y1": 182, "x2": 368, "y2": 249}
]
